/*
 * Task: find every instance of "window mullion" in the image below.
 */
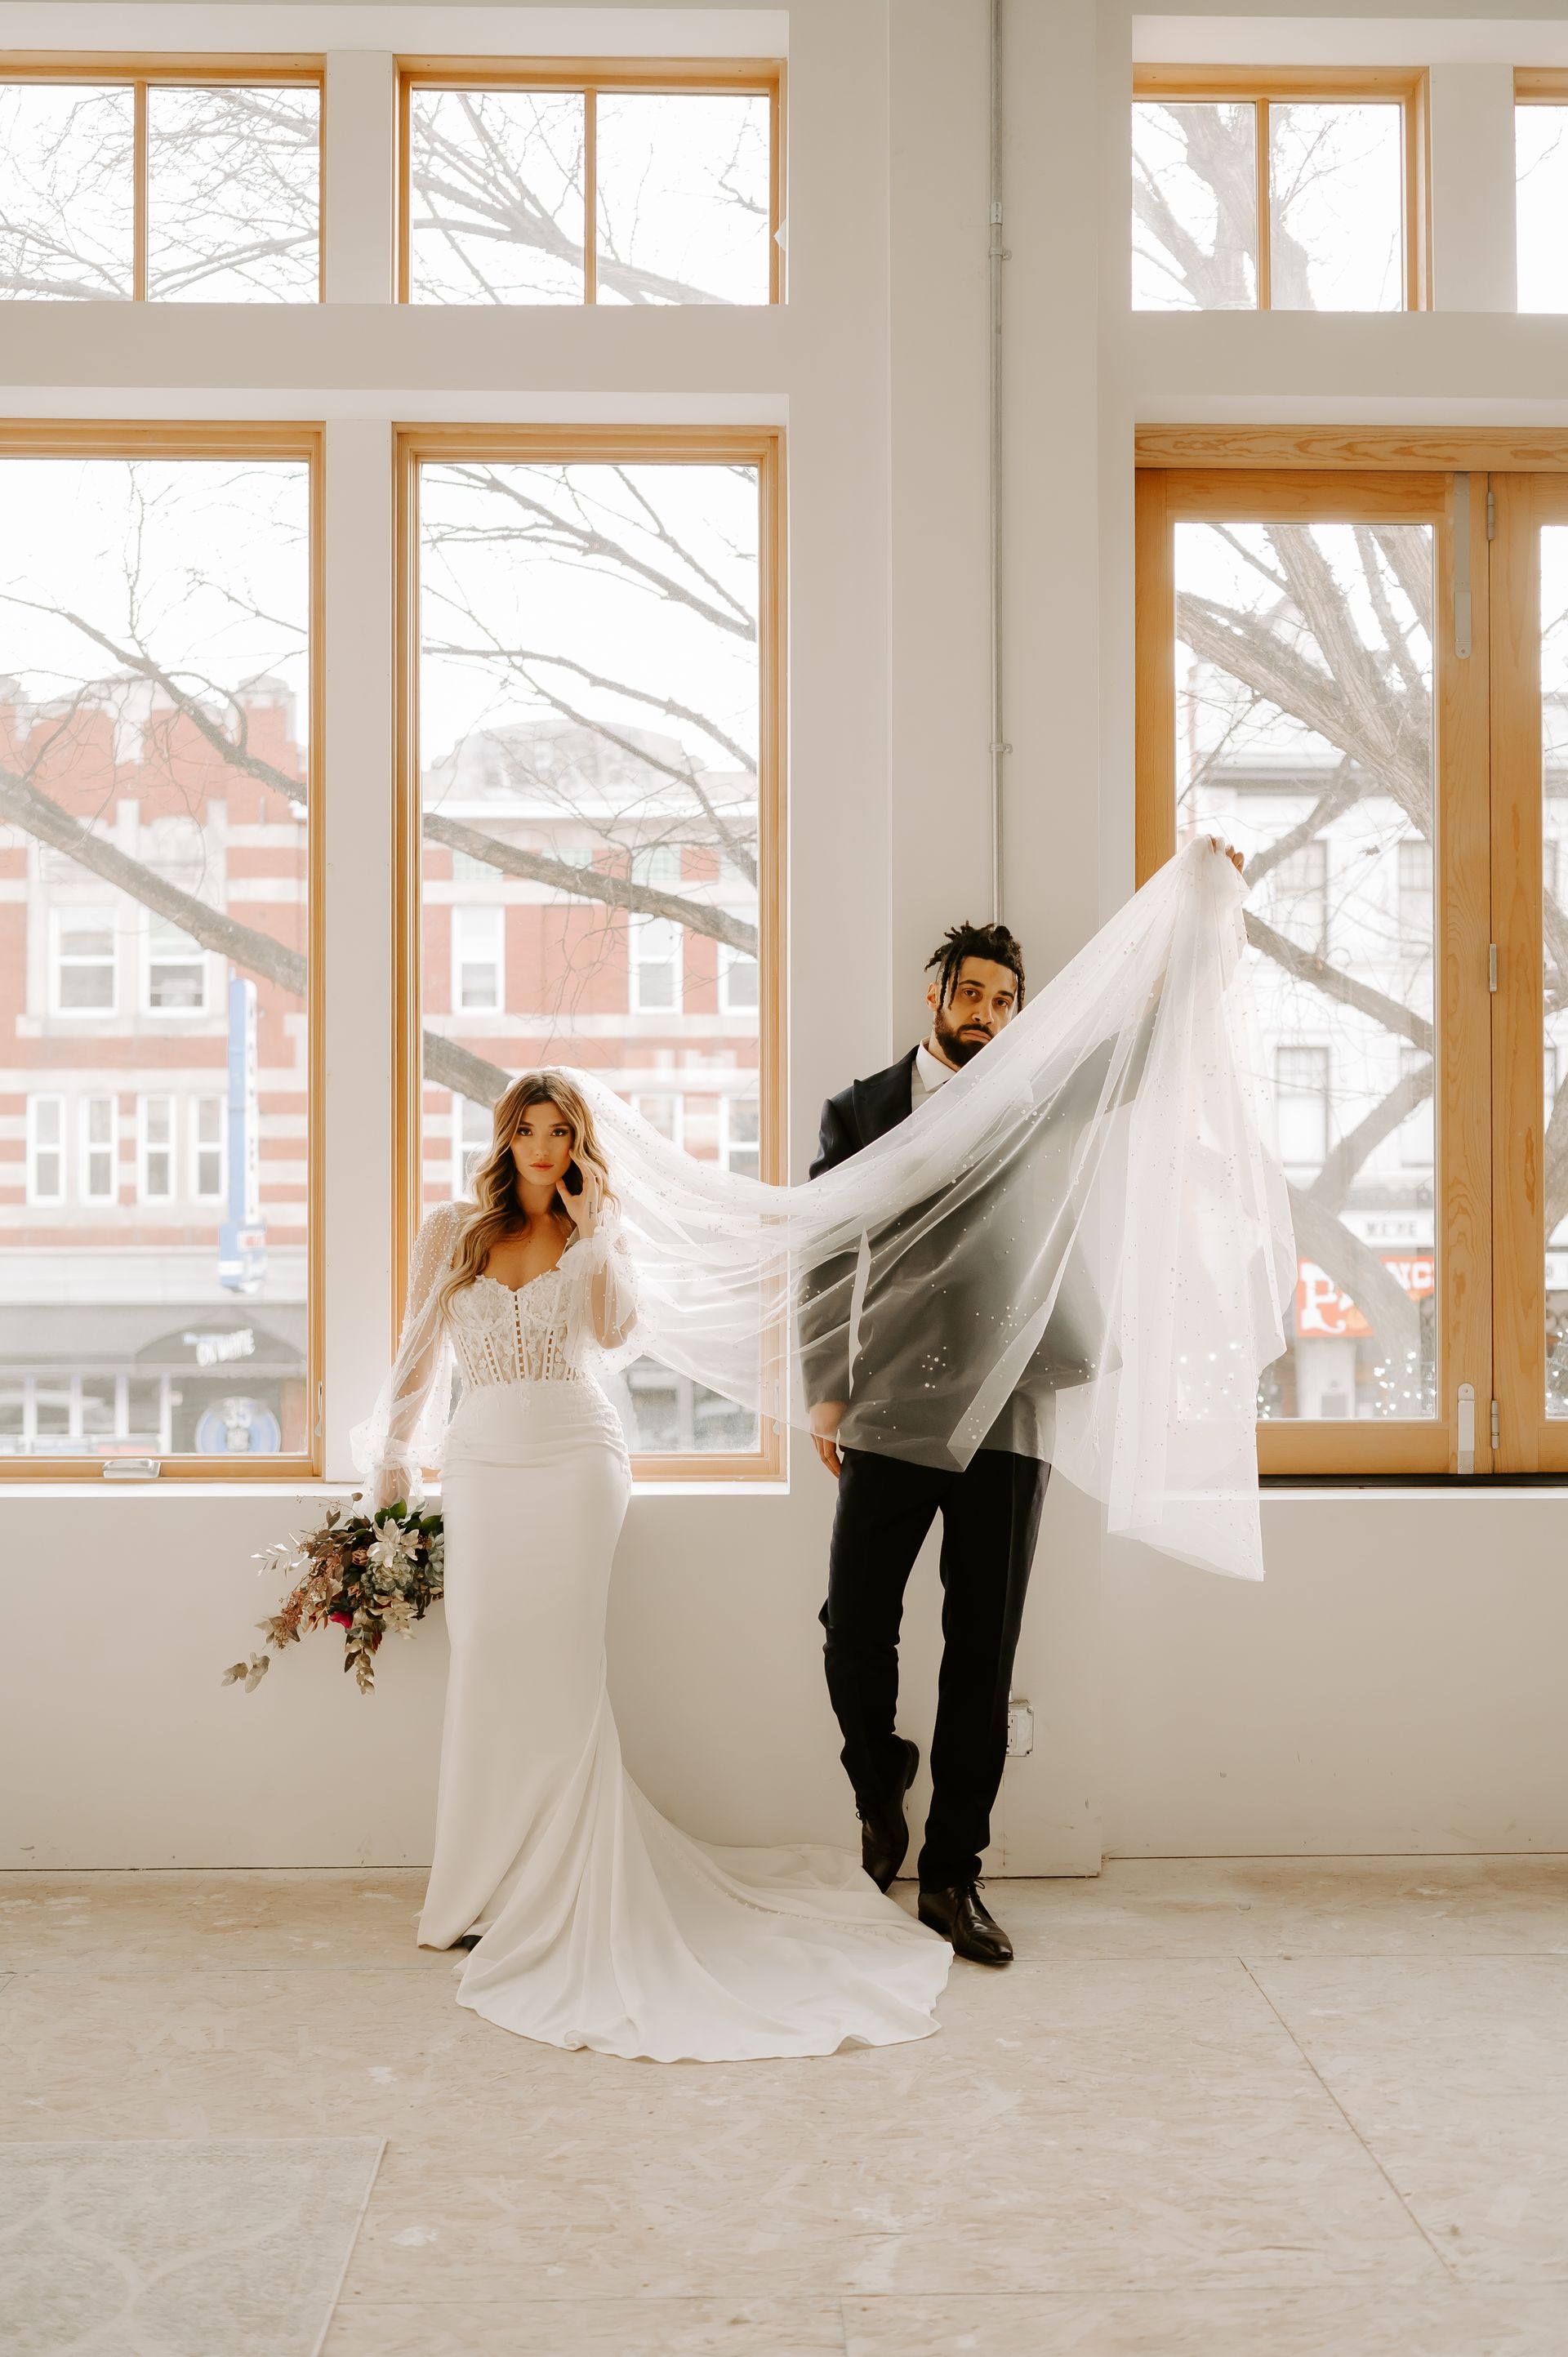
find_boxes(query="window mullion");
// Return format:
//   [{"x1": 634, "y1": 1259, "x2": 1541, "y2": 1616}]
[
  {"x1": 132, "y1": 80, "x2": 148, "y2": 301},
  {"x1": 584, "y1": 84, "x2": 598, "y2": 305},
  {"x1": 1255, "y1": 96, "x2": 1272, "y2": 310}
]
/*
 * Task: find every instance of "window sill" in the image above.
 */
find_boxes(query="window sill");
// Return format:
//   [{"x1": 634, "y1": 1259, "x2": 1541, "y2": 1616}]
[
  {"x1": 1263, "y1": 1476, "x2": 1568, "y2": 1496},
  {"x1": 0, "y1": 1478, "x2": 792, "y2": 1502}
]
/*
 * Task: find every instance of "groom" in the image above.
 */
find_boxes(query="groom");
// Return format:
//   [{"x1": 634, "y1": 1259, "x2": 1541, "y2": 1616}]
[{"x1": 803, "y1": 920, "x2": 1044, "y2": 1967}]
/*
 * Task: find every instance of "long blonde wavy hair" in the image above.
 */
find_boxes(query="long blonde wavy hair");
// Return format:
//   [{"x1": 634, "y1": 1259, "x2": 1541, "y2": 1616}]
[{"x1": 439, "y1": 1070, "x2": 617, "y2": 1313}]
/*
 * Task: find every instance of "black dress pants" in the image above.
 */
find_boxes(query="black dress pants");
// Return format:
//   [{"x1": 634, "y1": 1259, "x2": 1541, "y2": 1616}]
[{"x1": 819, "y1": 1443, "x2": 1049, "y2": 1890}]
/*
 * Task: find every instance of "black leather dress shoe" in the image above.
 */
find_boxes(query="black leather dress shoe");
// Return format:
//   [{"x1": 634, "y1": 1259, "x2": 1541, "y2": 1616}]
[
  {"x1": 856, "y1": 1737, "x2": 920, "y2": 1892},
  {"x1": 917, "y1": 1882, "x2": 1013, "y2": 1966}
]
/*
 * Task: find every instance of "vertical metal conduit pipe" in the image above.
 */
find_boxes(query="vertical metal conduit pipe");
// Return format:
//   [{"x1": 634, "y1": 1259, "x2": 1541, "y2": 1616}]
[{"x1": 988, "y1": 0, "x2": 1009, "y2": 921}]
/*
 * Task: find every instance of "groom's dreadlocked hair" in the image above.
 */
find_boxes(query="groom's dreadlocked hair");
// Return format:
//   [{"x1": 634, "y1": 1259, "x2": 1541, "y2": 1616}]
[{"x1": 925, "y1": 920, "x2": 1027, "y2": 1009}]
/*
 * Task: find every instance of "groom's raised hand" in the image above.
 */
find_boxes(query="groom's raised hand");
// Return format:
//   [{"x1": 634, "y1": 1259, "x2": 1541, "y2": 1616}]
[{"x1": 809, "y1": 1401, "x2": 845, "y2": 1479}]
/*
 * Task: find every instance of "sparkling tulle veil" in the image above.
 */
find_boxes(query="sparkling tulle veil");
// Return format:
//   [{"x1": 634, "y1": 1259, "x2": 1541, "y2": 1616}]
[{"x1": 356, "y1": 840, "x2": 1294, "y2": 1581}]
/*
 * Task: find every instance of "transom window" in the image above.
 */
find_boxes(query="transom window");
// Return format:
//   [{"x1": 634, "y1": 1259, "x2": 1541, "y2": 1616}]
[
  {"x1": 1133, "y1": 69, "x2": 1428, "y2": 312},
  {"x1": 398, "y1": 59, "x2": 783, "y2": 305},
  {"x1": 1517, "y1": 72, "x2": 1568, "y2": 312},
  {"x1": 0, "y1": 59, "x2": 323, "y2": 302}
]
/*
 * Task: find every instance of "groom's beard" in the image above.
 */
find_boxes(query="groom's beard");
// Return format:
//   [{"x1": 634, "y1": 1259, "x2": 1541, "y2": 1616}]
[{"x1": 931, "y1": 1008, "x2": 996, "y2": 1067}]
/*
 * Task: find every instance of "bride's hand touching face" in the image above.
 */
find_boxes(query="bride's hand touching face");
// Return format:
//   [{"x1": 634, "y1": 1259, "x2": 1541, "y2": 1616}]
[
  {"x1": 509, "y1": 1102, "x2": 595, "y2": 1230},
  {"x1": 556, "y1": 1159, "x2": 603, "y2": 1237}
]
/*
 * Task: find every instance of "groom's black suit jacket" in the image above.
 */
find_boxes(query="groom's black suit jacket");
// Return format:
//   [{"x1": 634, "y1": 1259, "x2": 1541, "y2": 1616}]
[
  {"x1": 807, "y1": 1045, "x2": 921, "y2": 1184},
  {"x1": 800, "y1": 1045, "x2": 1078, "y2": 1464}
]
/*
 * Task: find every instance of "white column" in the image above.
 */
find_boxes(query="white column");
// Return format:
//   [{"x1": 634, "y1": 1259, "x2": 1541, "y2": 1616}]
[
  {"x1": 323, "y1": 51, "x2": 397, "y2": 305},
  {"x1": 1428, "y1": 64, "x2": 1517, "y2": 312},
  {"x1": 321, "y1": 417, "x2": 396, "y2": 1480}
]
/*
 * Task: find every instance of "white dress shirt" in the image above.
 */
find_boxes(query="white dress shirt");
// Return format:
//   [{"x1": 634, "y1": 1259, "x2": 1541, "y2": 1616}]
[{"x1": 911, "y1": 1040, "x2": 956, "y2": 1106}]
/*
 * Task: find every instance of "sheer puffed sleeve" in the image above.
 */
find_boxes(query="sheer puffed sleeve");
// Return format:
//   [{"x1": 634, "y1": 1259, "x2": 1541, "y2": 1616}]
[
  {"x1": 351, "y1": 1201, "x2": 465, "y2": 1512},
  {"x1": 564, "y1": 1211, "x2": 640, "y2": 1359}
]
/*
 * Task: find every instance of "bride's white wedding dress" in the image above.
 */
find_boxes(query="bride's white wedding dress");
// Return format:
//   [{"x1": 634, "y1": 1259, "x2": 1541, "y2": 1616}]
[{"x1": 367, "y1": 1200, "x2": 949, "y2": 2064}]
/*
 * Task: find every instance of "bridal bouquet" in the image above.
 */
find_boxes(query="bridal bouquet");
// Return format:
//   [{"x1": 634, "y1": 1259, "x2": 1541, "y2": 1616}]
[{"x1": 222, "y1": 1499, "x2": 445, "y2": 1697}]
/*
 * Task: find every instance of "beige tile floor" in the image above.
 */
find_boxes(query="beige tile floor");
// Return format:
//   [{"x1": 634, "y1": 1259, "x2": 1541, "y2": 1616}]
[{"x1": 3, "y1": 1857, "x2": 1567, "y2": 2355}]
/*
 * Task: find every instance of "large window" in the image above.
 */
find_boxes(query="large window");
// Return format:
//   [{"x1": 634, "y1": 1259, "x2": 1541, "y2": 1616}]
[
  {"x1": 1133, "y1": 69, "x2": 1428, "y2": 312},
  {"x1": 399, "y1": 60, "x2": 783, "y2": 305},
  {"x1": 0, "y1": 60, "x2": 323, "y2": 301},
  {"x1": 1138, "y1": 433, "x2": 1568, "y2": 1477},
  {"x1": 0, "y1": 430, "x2": 321, "y2": 1473},
  {"x1": 399, "y1": 426, "x2": 784, "y2": 1477}
]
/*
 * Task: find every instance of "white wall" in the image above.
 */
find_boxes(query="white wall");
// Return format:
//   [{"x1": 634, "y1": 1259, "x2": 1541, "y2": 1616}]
[{"x1": 6, "y1": 0, "x2": 1568, "y2": 1873}]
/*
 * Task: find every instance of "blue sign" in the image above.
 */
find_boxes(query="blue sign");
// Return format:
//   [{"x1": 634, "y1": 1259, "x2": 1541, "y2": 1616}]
[
  {"x1": 219, "y1": 975, "x2": 267, "y2": 1294},
  {"x1": 195, "y1": 1399, "x2": 283, "y2": 1455}
]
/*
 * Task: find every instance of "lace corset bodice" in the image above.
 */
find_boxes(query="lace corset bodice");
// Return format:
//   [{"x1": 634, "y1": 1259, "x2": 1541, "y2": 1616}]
[
  {"x1": 447, "y1": 1265, "x2": 586, "y2": 1389},
  {"x1": 354, "y1": 1200, "x2": 640, "y2": 1509}
]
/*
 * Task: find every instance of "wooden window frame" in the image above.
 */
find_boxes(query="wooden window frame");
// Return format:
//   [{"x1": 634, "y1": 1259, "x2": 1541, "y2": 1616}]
[
  {"x1": 393, "y1": 422, "x2": 788, "y2": 1486},
  {"x1": 1487, "y1": 470, "x2": 1568, "y2": 1474},
  {"x1": 0, "y1": 54, "x2": 326, "y2": 302},
  {"x1": 1516, "y1": 70, "x2": 1568, "y2": 104},
  {"x1": 1133, "y1": 66, "x2": 1430, "y2": 313},
  {"x1": 395, "y1": 56, "x2": 786, "y2": 306},
  {"x1": 1136, "y1": 442, "x2": 1487, "y2": 1477},
  {"x1": 1138, "y1": 421, "x2": 1568, "y2": 1480},
  {"x1": 0, "y1": 417, "x2": 326, "y2": 1482}
]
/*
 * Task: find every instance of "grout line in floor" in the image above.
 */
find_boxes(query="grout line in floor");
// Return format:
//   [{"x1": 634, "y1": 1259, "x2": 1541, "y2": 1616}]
[
  {"x1": 8, "y1": 1944, "x2": 1568, "y2": 1978},
  {"x1": 1236, "y1": 1954, "x2": 1461, "y2": 2287}
]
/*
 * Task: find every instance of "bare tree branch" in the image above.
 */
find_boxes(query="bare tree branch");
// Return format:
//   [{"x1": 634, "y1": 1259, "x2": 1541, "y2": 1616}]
[
  {"x1": 1245, "y1": 911, "x2": 1432, "y2": 1052},
  {"x1": 4, "y1": 596, "x2": 760, "y2": 951},
  {"x1": 1309, "y1": 1058, "x2": 1432, "y2": 1213},
  {"x1": 0, "y1": 752, "x2": 510, "y2": 1106}
]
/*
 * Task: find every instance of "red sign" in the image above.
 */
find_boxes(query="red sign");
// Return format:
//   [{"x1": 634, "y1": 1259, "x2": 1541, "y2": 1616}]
[{"x1": 1296, "y1": 1255, "x2": 1434, "y2": 1339}]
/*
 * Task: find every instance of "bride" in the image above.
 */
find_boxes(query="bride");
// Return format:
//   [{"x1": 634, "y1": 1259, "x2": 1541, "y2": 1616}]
[{"x1": 359, "y1": 1069, "x2": 951, "y2": 2064}]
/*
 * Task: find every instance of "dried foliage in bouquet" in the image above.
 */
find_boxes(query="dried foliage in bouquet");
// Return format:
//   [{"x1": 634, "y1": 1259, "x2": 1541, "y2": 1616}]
[{"x1": 222, "y1": 1499, "x2": 445, "y2": 1696}]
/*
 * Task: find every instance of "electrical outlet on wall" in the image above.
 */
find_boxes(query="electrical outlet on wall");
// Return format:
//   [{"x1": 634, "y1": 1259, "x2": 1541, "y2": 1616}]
[{"x1": 1006, "y1": 1698, "x2": 1034, "y2": 1758}]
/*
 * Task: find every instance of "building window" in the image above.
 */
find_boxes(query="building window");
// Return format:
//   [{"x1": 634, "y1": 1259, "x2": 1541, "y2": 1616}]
[
  {"x1": 0, "y1": 68, "x2": 323, "y2": 303},
  {"x1": 1133, "y1": 71, "x2": 1426, "y2": 312},
  {"x1": 1273, "y1": 841, "x2": 1329, "y2": 959},
  {"x1": 719, "y1": 945, "x2": 760, "y2": 1013},
  {"x1": 632, "y1": 844, "x2": 684, "y2": 889},
  {"x1": 401, "y1": 62, "x2": 782, "y2": 307},
  {"x1": 451, "y1": 1094, "x2": 491, "y2": 1197},
  {"x1": 1399, "y1": 1046, "x2": 1435, "y2": 1167},
  {"x1": 78, "y1": 1095, "x2": 117, "y2": 1201},
  {"x1": 452, "y1": 905, "x2": 505, "y2": 1013},
  {"x1": 51, "y1": 907, "x2": 117, "y2": 1012},
  {"x1": 191, "y1": 1096, "x2": 226, "y2": 1201},
  {"x1": 1398, "y1": 836, "x2": 1434, "y2": 943},
  {"x1": 138, "y1": 1095, "x2": 176, "y2": 1201},
  {"x1": 631, "y1": 1093, "x2": 684, "y2": 1150},
  {"x1": 1275, "y1": 1045, "x2": 1330, "y2": 1170},
  {"x1": 26, "y1": 1096, "x2": 65, "y2": 1203},
  {"x1": 629, "y1": 915, "x2": 684, "y2": 1012},
  {"x1": 145, "y1": 916, "x2": 207, "y2": 1011},
  {"x1": 720, "y1": 1094, "x2": 760, "y2": 1179}
]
